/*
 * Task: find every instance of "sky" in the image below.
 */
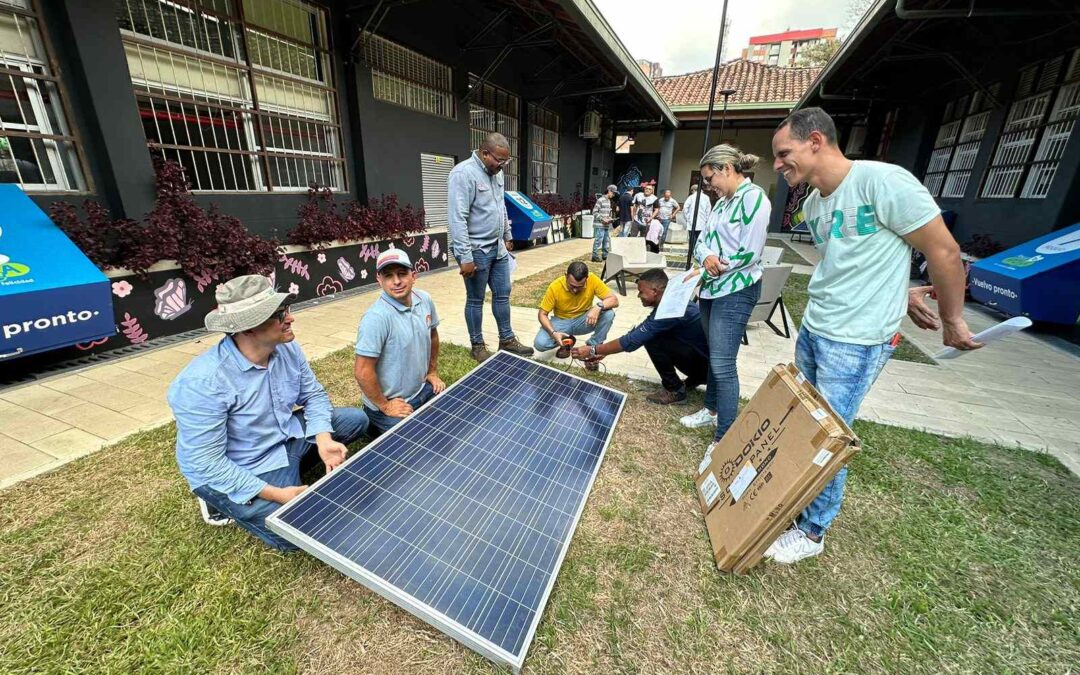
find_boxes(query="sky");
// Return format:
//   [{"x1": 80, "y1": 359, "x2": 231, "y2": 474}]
[{"x1": 594, "y1": 0, "x2": 856, "y2": 76}]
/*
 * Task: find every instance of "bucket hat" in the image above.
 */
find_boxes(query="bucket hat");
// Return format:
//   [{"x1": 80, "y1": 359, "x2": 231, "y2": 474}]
[{"x1": 204, "y1": 274, "x2": 291, "y2": 333}]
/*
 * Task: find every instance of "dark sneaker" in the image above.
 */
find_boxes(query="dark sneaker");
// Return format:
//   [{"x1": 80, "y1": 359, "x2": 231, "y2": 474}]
[
  {"x1": 555, "y1": 345, "x2": 572, "y2": 359},
  {"x1": 646, "y1": 387, "x2": 688, "y2": 405},
  {"x1": 499, "y1": 336, "x2": 534, "y2": 357},
  {"x1": 471, "y1": 343, "x2": 492, "y2": 362},
  {"x1": 198, "y1": 497, "x2": 234, "y2": 527},
  {"x1": 591, "y1": 257, "x2": 603, "y2": 262}
]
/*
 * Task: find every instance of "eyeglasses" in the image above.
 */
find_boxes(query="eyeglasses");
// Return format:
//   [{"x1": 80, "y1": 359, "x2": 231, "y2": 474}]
[
  {"x1": 270, "y1": 305, "x2": 291, "y2": 323},
  {"x1": 484, "y1": 150, "x2": 513, "y2": 167}
]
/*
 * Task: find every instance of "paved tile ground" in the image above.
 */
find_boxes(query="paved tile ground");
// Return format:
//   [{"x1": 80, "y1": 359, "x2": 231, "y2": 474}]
[{"x1": 1, "y1": 237, "x2": 1077, "y2": 489}]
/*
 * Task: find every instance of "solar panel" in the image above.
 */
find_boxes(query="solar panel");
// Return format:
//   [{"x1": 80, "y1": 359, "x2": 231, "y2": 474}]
[{"x1": 267, "y1": 351, "x2": 625, "y2": 671}]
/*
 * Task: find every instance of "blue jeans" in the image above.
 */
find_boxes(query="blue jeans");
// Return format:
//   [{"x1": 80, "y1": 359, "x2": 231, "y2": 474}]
[
  {"x1": 618, "y1": 221, "x2": 631, "y2": 237},
  {"x1": 366, "y1": 382, "x2": 435, "y2": 435},
  {"x1": 533, "y1": 309, "x2": 616, "y2": 351},
  {"x1": 463, "y1": 247, "x2": 514, "y2": 345},
  {"x1": 795, "y1": 327, "x2": 895, "y2": 538},
  {"x1": 592, "y1": 226, "x2": 611, "y2": 260},
  {"x1": 660, "y1": 218, "x2": 671, "y2": 243},
  {"x1": 193, "y1": 407, "x2": 369, "y2": 551},
  {"x1": 699, "y1": 283, "x2": 761, "y2": 441}
]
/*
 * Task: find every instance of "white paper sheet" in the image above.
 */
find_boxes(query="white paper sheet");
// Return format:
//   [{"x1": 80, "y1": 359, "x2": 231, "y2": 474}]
[
  {"x1": 933, "y1": 316, "x2": 1033, "y2": 359},
  {"x1": 655, "y1": 268, "x2": 701, "y2": 320},
  {"x1": 507, "y1": 252, "x2": 517, "y2": 274}
]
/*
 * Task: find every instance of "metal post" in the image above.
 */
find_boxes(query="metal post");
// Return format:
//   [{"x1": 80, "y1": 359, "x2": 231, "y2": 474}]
[
  {"x1": 686, "y1": 0, "x2": 730, "y2": 270},
  {"x1": 718, "y1": 90, "x2": 733, "y2": 140}
]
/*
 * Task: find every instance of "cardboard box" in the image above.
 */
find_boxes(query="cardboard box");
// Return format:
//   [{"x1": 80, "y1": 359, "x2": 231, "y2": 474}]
[{"x1": 695, "y1": 363, "x2": 860, "y2": 574}]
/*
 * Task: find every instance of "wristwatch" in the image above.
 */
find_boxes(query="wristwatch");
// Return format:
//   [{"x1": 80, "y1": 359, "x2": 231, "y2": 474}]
[{"x1": 595, "y1": 300, "x2": 605, "y2": 310}]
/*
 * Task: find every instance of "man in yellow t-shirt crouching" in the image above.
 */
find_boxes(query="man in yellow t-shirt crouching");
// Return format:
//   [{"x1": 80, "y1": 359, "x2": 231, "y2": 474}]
[{"x1": 534, "y1": 261, "x2": 619, "y2": 371}]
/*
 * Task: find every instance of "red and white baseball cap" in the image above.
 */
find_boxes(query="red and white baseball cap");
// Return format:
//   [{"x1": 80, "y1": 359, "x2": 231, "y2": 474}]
[{"x1": 376, "y1": 248, "x2": 413, "y2": 272}]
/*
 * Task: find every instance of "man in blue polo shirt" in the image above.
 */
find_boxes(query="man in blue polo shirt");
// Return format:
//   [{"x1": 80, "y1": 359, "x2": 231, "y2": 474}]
[
  {"x1": 571, "y1": 268, "x2": 712, "y2": 409},
  {"x1": 354, "y1": 249, "x2": 445, "y2": 434}
]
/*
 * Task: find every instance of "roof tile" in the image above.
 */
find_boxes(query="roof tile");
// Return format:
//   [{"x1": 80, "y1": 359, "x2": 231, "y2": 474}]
[{"x1": 652, "y1": 59, "x2": 821, "y2": 106}]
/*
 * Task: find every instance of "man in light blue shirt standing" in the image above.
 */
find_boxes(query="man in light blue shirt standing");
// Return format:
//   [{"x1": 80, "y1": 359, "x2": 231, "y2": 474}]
[
  {"x1": 168, "y1": 275, "x2": 368, "y2": 550},
  {"x1": 448, "y1": 132, "x2": 534, "y2": 362}
]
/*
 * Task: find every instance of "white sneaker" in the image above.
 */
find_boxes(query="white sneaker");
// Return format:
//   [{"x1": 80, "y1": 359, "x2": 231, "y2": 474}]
[
  {"x1": 198, "y1": 497, "x2": 234, "y2": 527},
  {"x1": 764, "y1": 527, "x2": 804, "y2": 558},
  {"x1": 681, "y1": 407, "x2": 717, "y2": 429},
  {"x1": 769, "y1": 528, "x2": 825, "y2": 564}
]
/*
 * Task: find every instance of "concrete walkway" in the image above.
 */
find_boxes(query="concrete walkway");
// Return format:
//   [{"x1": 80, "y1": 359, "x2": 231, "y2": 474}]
[{"x1": 1, "y1": 237, "x2": 1078, "y2": 490}]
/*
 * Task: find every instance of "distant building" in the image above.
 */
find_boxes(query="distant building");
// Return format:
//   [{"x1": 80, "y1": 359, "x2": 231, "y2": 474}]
[
  {"x1": 741, "y1": 28, "x2": 838, "y2": 67},
  {"x1": 637, "y1": 59, "x2": 663, "y2": 78}
]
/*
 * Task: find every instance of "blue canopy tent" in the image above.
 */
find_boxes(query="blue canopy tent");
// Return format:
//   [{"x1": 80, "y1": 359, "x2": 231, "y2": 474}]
[
  {"x1": 968, "y1": 222, "x2": 1080, "y2": 325},
  {"x1": 504, "y1": 191, "x2": 552, "y2": 241},
  {"x1": 0, "y1": 185, "x2": 115, "y2": 360}
]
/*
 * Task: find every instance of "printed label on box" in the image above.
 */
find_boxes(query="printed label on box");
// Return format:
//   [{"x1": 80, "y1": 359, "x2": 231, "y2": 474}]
[
  {"x1": 700, "y1": 472, "x2": 721, "y2": 507},
  {"x1": 811, "y1": 407, "x2": 828, "y2": 421},
  {"x1": 698, "y1": 451, "x2": 713, "y2": 476},
  {"x1": 729, "y1": 463, "x2": 758, "y2": 502},
  {"x1": 812, "y1": 448, "x2": 834, "y2": 467}
]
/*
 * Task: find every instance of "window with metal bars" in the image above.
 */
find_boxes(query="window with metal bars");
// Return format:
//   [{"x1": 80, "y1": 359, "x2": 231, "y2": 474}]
[
  {"x1": 528, "y1": 103, "x2": 559, "y2": 194},
  {"x1": 362, "y1": 32, "x2": 455, "y2": 120},
  {"x1": 0, "y1": 0, "x2": 87, "y2": 192},
  {"x1": 922, "y1": 86, "x2": 996, "y2": 199},
  {"x1": 981, "y1": 49, "x2": 1080, "y2": 199},
  {"x1": 468, "y1": 75, "x2": 518, "y2": 190},
  {"x1": 117, "y1": 0, "x2": 345, "y2": 192}
]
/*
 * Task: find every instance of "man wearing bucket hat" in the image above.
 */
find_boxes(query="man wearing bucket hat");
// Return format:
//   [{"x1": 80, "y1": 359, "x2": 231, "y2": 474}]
[
  {"x1": 167, "y1": 274, "x2": 369, "y2": 550},
  {"x1": 354, "y1": 249, "x2": 445, "y2": 434}
]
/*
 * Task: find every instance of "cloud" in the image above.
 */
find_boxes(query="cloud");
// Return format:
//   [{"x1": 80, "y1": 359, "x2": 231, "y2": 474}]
[{"x1": 595, "y1": 0, "x2": 852, "y2": 75}]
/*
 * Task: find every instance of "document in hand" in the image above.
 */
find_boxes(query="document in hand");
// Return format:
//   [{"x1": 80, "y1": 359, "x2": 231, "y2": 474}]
[{"x1": 655, "y1": 268, "x2": 701, "y2": 320}]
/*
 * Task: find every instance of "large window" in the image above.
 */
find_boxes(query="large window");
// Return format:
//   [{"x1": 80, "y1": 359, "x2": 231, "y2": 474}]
[
  {"x1": 118, "y1": 0, "x2": 344, "y2": 192},
  {"x1": 363, "y1": 32, "x2": 454, "y2": 120},
  {"x1": 468, "y1": 75, "x2": 518, "y2": 190},
  {"x1": 0, "y1": 0, "x2": 86, "y2": 192},
  {"x1": 982, "y1": 49, "x2": 1080, "y2": 199},
  {"x1": 528, "y1": 104, "x2": 558, "y2": 194},
  {"x1": 923, "y1": 87, "x2": 995, "y2": 198}
]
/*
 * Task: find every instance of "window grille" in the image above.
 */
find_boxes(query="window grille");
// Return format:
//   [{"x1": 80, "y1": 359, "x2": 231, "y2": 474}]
[
  {"x1": 982, "y1": 50, "x2": 1080, "y2": 199},
  {"x1": 468, "y1": 74, "x2": 518, "y2": 190},
  {"x1": 117, "y1": 0, "x2": 344, "y2": 192},
  {"x1": 922, "y1": 85, "x2": 996, "y2": 199},
  {"x1": 0, "y1": 0, "x2": 87, "y2": 192},
  {"x1": 528, "y1": 103, "x2": 558, "y2": 194},
  {"x1": 362, "y1": 32, "x2": 455, "y2": 120}
]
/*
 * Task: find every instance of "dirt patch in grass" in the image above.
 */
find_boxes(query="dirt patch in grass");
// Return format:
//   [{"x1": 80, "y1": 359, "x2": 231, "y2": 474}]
[{"x1": 2, "y1": 345, "x2": 1078, "y2": 673}]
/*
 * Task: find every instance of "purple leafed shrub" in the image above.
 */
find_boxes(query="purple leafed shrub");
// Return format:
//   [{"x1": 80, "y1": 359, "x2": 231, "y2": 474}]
[{"x1": 287, "y1": 186, "x2": 427, "y2": 250}]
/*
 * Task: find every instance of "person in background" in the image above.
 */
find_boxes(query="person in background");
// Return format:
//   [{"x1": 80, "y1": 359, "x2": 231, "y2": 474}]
[
  {"x1": 617, "y1": 186, "x2": 635, "y2": 237},
  {"x1": 447, "y1": 132, "x2": 534, "y2": 363},
  {"x1": 572, "y1": 268, "x2": 711, "y2": 406},
  {"x1": 591, "y1": 184, "x2": 618, "y2": 262},
  {"x1": 685, "y1": 145, "x2": 769, "y2": 436},
  {"x1": 534, "y1": 261, "x2": 619, "y2": 372},
  {"x1": 633, "y1": 182, "x2": 659, "y2": 237},
  {"x1": 657, "y1": 188, "x2": 681, "y2": 245},
  {"x1": 645, "y1": 213, "x2": 663, "y2": 253},
  {"x1": 168, "y1": 275, "x2": 369, "y2": 550},
  {"x1": 354, "y1": 249, "x2": 445, "y2": 435},
  {"x1": 683, "y1": 184, "x2": 712, "y2": 253},
  {"x1": 764, "y1": 106, "x2": 979, "y2": 565}
]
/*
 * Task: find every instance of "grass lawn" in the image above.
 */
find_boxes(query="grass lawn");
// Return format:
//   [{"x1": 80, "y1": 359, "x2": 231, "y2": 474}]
[
  {"x1": 508, "y1": 254, "x2": 603, "y2": 308},
  {"x1": 1, "y1": 343, "x2": 1078, "y2": 673}
]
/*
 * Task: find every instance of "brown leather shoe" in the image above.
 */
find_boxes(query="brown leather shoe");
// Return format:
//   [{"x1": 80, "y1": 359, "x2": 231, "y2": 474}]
[
  {"x1": 499, "y1": 336, "x2": 534, "y2": 357},
  {"x1": 471, "y1": 343, "x2": 492, "y2": 362},
  {"x1": 646, "y1": 387, "x2": 688, "y2": 405}
]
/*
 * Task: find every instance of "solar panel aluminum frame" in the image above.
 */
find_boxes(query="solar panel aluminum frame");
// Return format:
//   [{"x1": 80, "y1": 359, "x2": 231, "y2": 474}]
[{"x1": 266, "y1": 352, "x2": 626, "y2": 672}]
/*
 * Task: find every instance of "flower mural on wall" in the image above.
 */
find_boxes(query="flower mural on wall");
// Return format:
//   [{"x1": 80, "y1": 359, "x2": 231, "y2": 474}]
[
  {"x1": 315, "y1": 276, "x2": 343, "y2": 297},
  {"x1": 431, "y1": 239, "x2": 441, "y2": 260},
  {"x1": 420, "y1": 234, "x2": 430, "y2": 252},
  {"x1": 317, "y1": 253, "x2": 327, "y2": 264},
  {"x1": 289, "y1": 282, "x2": 299, "y2": 296},
  {"x1": 153, "y1": 278, "x2": 194, "y2": 320},
  {"x1": 359, "y1": 244, "x2": 380, "y2": 262},
  {"x1": 360, "y1": 269, "x2": 368, "y2": 280},
  {"x1": 414, "y1": 257, "x2": 430, "y2": 273},
  {"x1": 112, "y1": 280, "x2": 133, "y2": 298},
  {"x1": 121, "y1": 313, "x2": 149, "y2": 343}
]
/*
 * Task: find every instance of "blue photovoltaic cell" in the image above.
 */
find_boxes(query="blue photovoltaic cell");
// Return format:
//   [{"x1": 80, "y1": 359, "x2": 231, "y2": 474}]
[{"x1": 268, "y1": 351, "x2": 624, "y2": 667}]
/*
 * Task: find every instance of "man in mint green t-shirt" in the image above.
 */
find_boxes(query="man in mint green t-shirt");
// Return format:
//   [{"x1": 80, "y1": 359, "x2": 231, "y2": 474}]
[{"x1": 764, "y1": 107, "x2": 982, "y2": 565}]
